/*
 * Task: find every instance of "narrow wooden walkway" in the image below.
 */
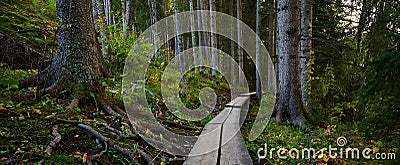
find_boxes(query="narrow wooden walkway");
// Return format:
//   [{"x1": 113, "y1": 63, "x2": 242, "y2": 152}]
[{"x1": 184, "y1": 94, "x2": 254, "y2": 165}]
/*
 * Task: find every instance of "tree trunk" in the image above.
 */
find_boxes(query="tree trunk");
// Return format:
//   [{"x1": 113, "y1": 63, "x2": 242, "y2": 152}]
[
  {"x1": 28, "y1": 0, "x2": 105, "y2": 94},
  {"x1": 93, "y1": 0, "x2": 108, "y2": 58},
  {"x1": 274, "y1": 0, "x2": 309, "y2": 127},
  {"x1": 255, "y1": 0, "x2": 261, "y2": 98},
  {"x1": 173, "y1": 0, "x2": 186, "y2": 96},
  {"x1": 300, "y1": 0, "x2": 312, "y2": 108},
  {"x1": 189, "y1": 0, "x2": 197, "y2": 69},
  {"x1": 123, "y1": 0, "x2": 133, "y2": 36},
  {"x1": 209, "y1": 0, "x2": 216, "y2": 76},
  {"x1": 196, "y1": 0, "x2": 203, "y2": 68},
  {"x1": 236, "y1": 0, "x2": 243, "y2": 85},
  {"x1": 269, "y1": 0, "x2": 277, "y2": 92}
]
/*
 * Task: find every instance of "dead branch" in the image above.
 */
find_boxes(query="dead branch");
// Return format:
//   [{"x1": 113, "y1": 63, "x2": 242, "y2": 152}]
[{"x1": 44, "y1": 124, "x2": 61, "y2": 155}]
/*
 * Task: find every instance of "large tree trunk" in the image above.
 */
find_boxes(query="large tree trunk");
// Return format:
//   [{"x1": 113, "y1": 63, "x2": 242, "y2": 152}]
[
  {"x1": 300, "y1": 0, "x2": 312, "y2": 108},
  {"x1": 25, "y1": 0, "x2": 105, "y2": 95},
  {"x1": 274, "y1": 0, "x2": 309, "y2": 127}
]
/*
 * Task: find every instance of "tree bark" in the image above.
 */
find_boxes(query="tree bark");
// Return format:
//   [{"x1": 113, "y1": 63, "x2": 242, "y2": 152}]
[
  {"x1": 274, "y1": 0, "x2": 309, "y2": 127},
  {"x1": 269, "y1": 0, "x2": 277, "y2": 93},
  {"x1": 255, "y1": 0, "x2": 261, "y2": 98},
  {"x1": 93, "y1": 0, "x2": 108, "y2": 58},
  {"x1": 236, "y1": 0, "x2": 243, "y2": 85},
  {"x1": 300, "y1": 0, "x2": 312, "y2": 108},
  {"x1": 30, "y1": 0, "x2": 105, "y2": 94}
]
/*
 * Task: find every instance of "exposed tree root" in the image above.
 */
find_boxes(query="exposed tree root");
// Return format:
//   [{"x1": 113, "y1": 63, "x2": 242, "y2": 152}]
[
  {"x1": 272, "y1": 102, "x2": 310, "y2": 128},
  {"x1": 101, "y1": 105, "x2": 129, "y2": 124},
  {"x1": 44, "y1": 124, "x2": 61, "y2": 155},
  {"x1": 2, "y1": 158, "x2": 21, "y2": 165},
  {"x1": 50, "y1": 118, "x2": 156, "y2": 164},
  {"x1": 136, "y1": 147, "x2": 156, "y2": 165},
  {"x1": 95, "y1": 122, "x2": 123, "y2": 140},
  {"x1": 86, "y1": 141, "x2": 108, "y2": 165},
  {"x1": 160, "y1": 120, "x2": 200, "y2": 131},
  {"x1": 44, "y1": 78, "x2": 65, "y2": 95}
]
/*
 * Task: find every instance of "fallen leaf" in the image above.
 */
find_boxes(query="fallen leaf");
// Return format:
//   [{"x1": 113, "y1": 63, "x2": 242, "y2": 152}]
[
  {"x1": 34, "y1": 109, "x2": 42, "y2": 114},
  {"x1": 0, "y1": 106, "x2": 6, "y2": 111},
  {"x1": 323, "y1": 154, "x2": 330, "y2": 162},
  {"x1": 82, "y1": 153, "x2": 87, "y2": 163},
  {"x1": 373, "y1": 147, "x2": 379, "y2": 153},
  {"x1": 73, "y1": 151, "x2": 81, "y2": 158},
  {"x1": 121, "y1": 122, "x2": 129, "y2": 127}
]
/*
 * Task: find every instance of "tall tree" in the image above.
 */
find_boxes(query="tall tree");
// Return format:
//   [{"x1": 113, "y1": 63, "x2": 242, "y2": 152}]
[
  {"x1": 236, "y1": 0, "x2": 243, "y2": 85},
  {"x1": 189, "y1": 0, "x2": 197, "y2": 69},
  {"x1": 300, "y1": 0, "x2": 312, "y2": 108},
  {"x1": 255, "y1": 0, "x2": 261, "y2": 97},
  {"x1": 23, "y1": 0, "x2": 108, "y2": 99},
  {"x1": 123, "y1": 0, "x2": 134, "y2": 36},
  {"x1": 274, "y1": 0, "x2": 309, "y2": 127},
  {"x1": 92, "y1": 0, "x2": 108, "y2": 58},
  {"x1": 210, "y1": 0, "x2": 216, "y2": 76},
  {"x1": 173, "y1": 0, "x2": 186, "y2": 95},
  {"x1": 269, "y1": 0, "x2": 277, "y2": 92}
]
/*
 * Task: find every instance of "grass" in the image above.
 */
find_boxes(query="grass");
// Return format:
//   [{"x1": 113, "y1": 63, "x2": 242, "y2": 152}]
[{"x1": 241, "y1": 100, "x2": 400, "y2": 164}]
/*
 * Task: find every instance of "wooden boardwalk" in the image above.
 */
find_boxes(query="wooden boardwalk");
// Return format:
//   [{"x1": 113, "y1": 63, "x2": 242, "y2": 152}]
[{"x1": 184, "y1": 94, "x2": 254, "y2": 165}]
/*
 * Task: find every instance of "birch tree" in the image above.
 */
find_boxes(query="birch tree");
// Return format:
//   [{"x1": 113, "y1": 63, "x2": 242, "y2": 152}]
[{"x1": 274, "y1": 0, "x2": 309, "y2": 127}]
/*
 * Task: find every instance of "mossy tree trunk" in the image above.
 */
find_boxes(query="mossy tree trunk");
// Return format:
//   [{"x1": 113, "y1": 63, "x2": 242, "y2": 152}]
[
  {"x1": 274, "y1": 0, "x2": 309, "y2": 127},
  {"x1": 25, "y1": 0, "x2": 106, "y2": 96},
  {"x1": 52, "y1": 0, "x2": 104, "y2": 91}
]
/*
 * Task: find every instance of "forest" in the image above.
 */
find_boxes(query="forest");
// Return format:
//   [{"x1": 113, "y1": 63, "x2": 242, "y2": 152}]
[{"x1": 0, "y1": 0, "x2": 399, "y2": 164}]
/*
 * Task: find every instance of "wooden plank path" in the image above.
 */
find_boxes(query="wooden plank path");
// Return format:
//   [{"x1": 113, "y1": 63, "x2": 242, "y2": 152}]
[{"x1": 184, "y1": 93, "x2": 255, "y2": 165}]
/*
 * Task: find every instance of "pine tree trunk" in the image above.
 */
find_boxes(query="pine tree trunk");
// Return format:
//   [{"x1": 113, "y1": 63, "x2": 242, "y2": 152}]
[
  {"x1": 173, "y1": 0, "x2": 186, "y2": 95},
  {"x1": 269, "y1": 0, "x2": 277, "y2": 92},
  {"x1": 275, "y1": 0, "x2": 309, "y2": 127},
  {"x1": 236, "y1": 0, "x2": 243, "y2": 85},
  {"x1": 41, "y1": 0, "x2": 105, "y2": 93},
  {"x1": 255, "y1": 0, "x2": 261, "y2": 98},
  {"x1": 209, "y1": 0, "x2": 216, "y2": 76},
  {"x1": 300, "y1": 0, "x2": 312, "y2": 109},
  {"x1": 93, "y1": 0, "x2": 108, "y2": 58},
  {"x1": 189, "y1": 0, "x2": 197, "y2": 69}
]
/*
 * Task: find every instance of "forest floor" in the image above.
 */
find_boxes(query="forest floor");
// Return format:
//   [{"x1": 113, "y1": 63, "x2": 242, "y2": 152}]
[{"x1": 1, "y1": 65, "x2": 398, "y2": 164}]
